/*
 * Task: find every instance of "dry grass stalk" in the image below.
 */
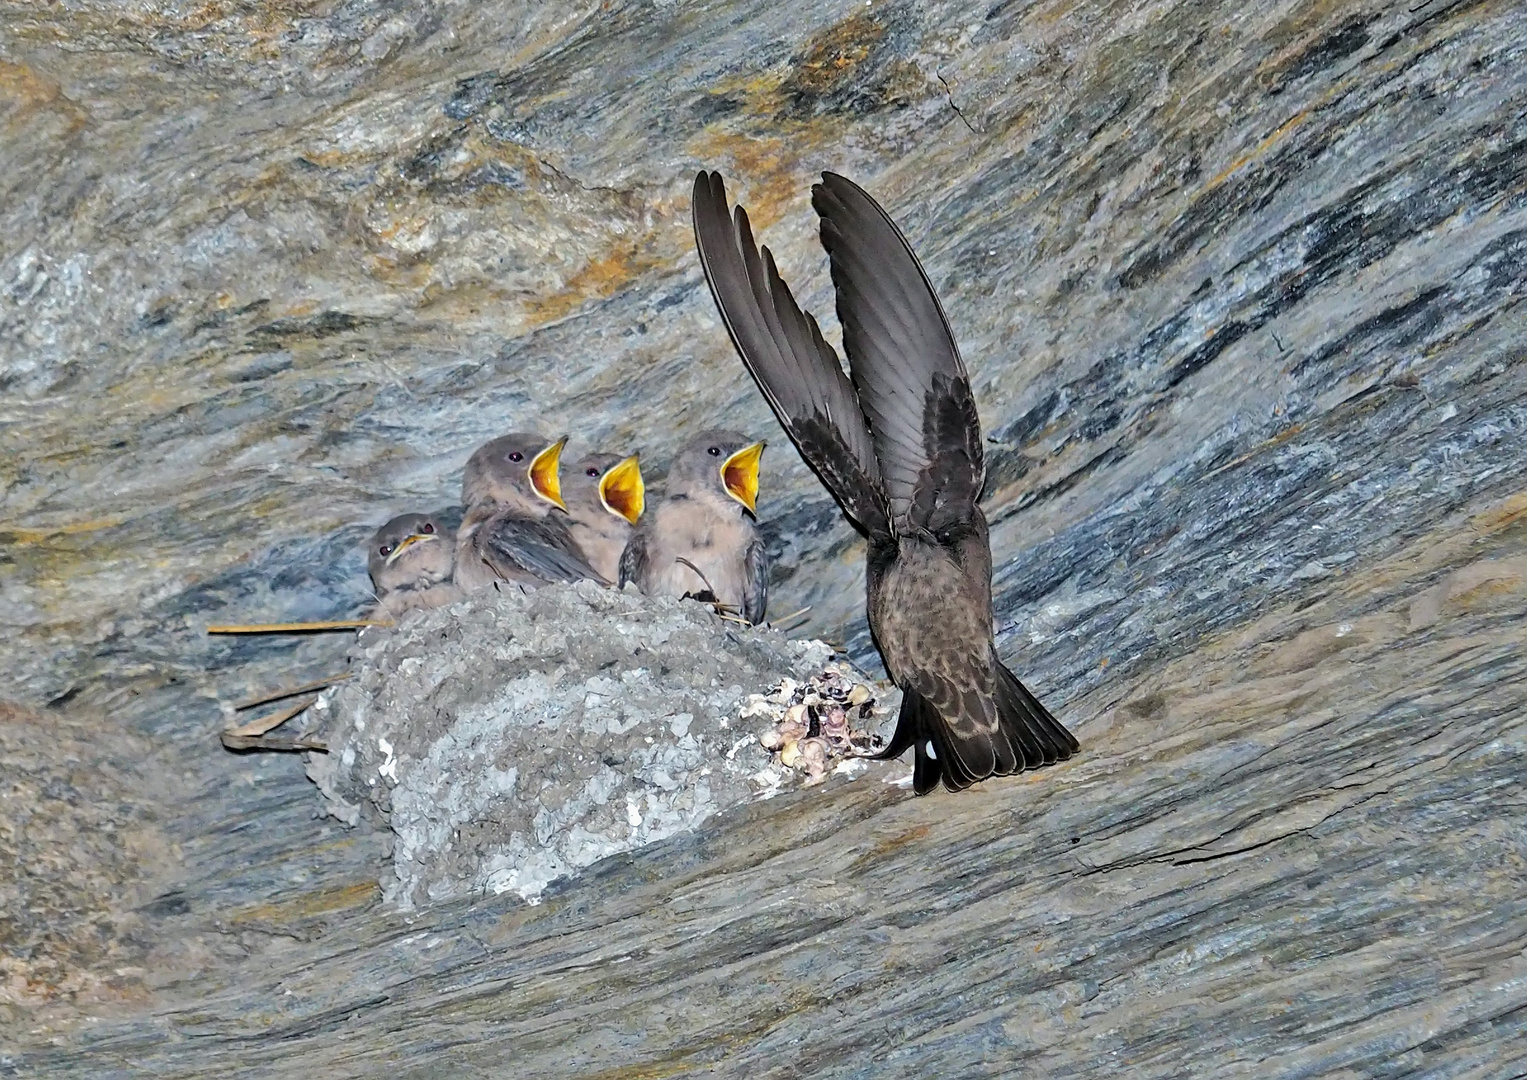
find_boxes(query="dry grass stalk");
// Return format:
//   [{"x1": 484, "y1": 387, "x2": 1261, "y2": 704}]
[
  {"x1": 206, "y1": 619, "x2": 392, "y2": 633},
  {"x1": 220, "y1": 694, "x2": 328, "y2": 753},
  {"x1": 225, "y1": 695, "x2": 319, "y2": 739},
  {"x1": 234, "y1": 673, "x2": 351, "y2": 710},
  {"x1": 220, "y1": 733, "x2": 328, "y2": 752}
]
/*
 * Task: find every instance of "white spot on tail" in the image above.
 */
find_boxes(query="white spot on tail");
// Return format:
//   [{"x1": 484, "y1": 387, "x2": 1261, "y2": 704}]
[{"x1": 924, "y1": 740, "x2": 938, "y2": 761}]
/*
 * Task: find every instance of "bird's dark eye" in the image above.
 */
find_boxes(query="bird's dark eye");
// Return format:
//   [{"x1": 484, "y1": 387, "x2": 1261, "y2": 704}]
[
  {"x1": 707, "y1": 446, "x2": 721, "y2": 456},
  {"x1": 421, "y1": 522, "x2": 434, "y2": 534},
  {"x1": 379, "y1": 545, "x2": 393, "y2": 556},
  {"x1": 586, "y1": 467, "x2": 600, "y2": 477},
  {"x1": 509, "y1": 451, "x2": 523, "y2": 463}
]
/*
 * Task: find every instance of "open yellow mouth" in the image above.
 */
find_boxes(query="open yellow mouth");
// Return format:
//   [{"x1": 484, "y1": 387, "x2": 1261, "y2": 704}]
[
  {"x1": 598, "y1": 454, "x2": 645, "y2": 524},
  {"x1": 384, "y1": 532, "x2": 439, "y2": 566},
  {"x1": 528, "y1": 436, "x2": 569, "y2": 511},
  {"x1": 720, "y1": 441, "x2": 765, "y2": 514}
]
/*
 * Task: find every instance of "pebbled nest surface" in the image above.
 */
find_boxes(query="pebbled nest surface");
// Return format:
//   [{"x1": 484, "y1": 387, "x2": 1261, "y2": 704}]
[{"x1": 307, "y1": 581, "x2": 902, "y2": 909}]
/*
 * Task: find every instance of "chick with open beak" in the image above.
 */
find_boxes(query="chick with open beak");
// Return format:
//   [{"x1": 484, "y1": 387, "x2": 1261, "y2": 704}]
[
  {"x1": 564, "y1": 451, "x2": 645, "y2": 583},
  {"x1": 455, "y1": 432, "x2": 603, "y2": 591},
  {"x1": 618, "y1": 430, "x2": 767, "y2": 625},
  {"x1": 367, "y1": 512, "x2": 464, "y2": 616}
]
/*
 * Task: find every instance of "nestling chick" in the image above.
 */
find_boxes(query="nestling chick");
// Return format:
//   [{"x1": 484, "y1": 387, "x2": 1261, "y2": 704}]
[
  {"x1": 368, "y1": 512, "x2": 463, "y2": 616},
  {"x1": 618, "y1": 430, "x2": 767, "y2": 624},
  {"x1": 455, "y1": 432, "x2": 603, "y2": 591},
  {"x1": 564, "y1": 451, "x2": 644, "y2": 584}
]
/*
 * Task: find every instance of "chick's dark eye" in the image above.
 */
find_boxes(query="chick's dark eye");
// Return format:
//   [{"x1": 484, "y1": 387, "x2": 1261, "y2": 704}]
[
  {"x1": 508, "y1": 451, "x2": 523, "y2": 463},
  {"x1": 707, "y1": 446, "x2": 721, "y2": 456},
  {"x1": 379, "y1": 545, "x2": 393, "y2": 557},
  {"x1": 586, "y1": 467, "x2": 600, "y2": 477},
  {"x1": 421, "y1": 522, "x2": 434, "y2": 534}
]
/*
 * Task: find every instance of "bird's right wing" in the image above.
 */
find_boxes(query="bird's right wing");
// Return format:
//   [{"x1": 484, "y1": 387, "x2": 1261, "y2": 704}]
[
  {"x1": 812, "y1": 172, "x2": 984, "y2": 538},
  {"x1": 692, "y1": 170, "x2": 891, "y2": 540},
  {"x1": 481, "y1": 513, "x2": 607, "y2": 585}
]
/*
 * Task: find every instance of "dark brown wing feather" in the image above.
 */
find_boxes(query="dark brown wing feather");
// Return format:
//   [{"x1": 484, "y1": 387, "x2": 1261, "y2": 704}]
[
  {"x1": 882, "y1": 655, "x2": 1077, "y2": 792},
  {"x1": 995, "y1": 659, "x2": 1079, "y2": 763},
  {"x1": 811, "y1": 172, "x2": 984, "y2": 536},
  {"x1": 905, "y1": 664, "x2": 998, "y2": 785},
  {"x1": 742, "y1": 533, "x2": 768, "y2": 626},
  {"x1": 890, "y1": 685, "x2": 982, "y2": 795},
  {"x1": 916, "y1": 373, "x2": 985, "y2": 537},
  {"x1": 482, "y1": 513, "x2": 605, "y2": 585},
  {"x1": 617, "y1": 528, "x2": 648, "y2": 589},
  {"x1": 692, "y1": 171, "x2": 891, "y2": 539}
]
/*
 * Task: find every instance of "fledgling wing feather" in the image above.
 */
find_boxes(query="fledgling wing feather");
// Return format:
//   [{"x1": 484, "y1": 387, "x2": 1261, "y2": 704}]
[
  {"x1": 617, "y1": 529, "x2": 647, "y2": 590},
  {"x1": 692, "y1": 171, "x2": 891, "y2": 539},
  {"x1": 481, "y1": 513, "x2": 606, "y2": 585},
  {"x1": 741, "y1": 533, "x2": 769, "y2": 626},
  {"x1": 812, "y1": 172, "x2": 984, "y2": 536}
]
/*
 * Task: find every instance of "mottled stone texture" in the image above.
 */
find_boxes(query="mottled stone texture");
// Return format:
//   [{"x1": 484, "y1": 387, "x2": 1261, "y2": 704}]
[
  {"x1": 0, "y1": 703, "x2": 178, "y2": 1029},
  {"x1": 2, "y1": 0, "x2": 1526, "y2": 1074}
]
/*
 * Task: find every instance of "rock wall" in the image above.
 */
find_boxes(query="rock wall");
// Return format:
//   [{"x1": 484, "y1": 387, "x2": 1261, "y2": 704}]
[{"x1": 2, "y1": 0, "x2": 1525, "y2": 1074}]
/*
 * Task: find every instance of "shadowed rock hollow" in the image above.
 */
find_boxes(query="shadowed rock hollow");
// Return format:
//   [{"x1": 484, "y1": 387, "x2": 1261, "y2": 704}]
[{"x1": 2, "y1": 0, "x2": 1525, "y2": 1074}]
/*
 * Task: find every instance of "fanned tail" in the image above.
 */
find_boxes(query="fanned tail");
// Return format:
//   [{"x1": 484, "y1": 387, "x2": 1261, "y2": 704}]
[
  {"x1": 878, "y1": 663, "x2": 1077, "y2": 795},
  {"x1": 994, "y1": 660, "x2": 1078, "y2": 766}
]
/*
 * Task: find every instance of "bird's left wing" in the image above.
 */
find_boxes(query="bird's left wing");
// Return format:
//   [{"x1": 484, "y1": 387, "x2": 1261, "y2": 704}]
[{"x1": 617, "y1": 528, "x2": 648, "y2": 590}]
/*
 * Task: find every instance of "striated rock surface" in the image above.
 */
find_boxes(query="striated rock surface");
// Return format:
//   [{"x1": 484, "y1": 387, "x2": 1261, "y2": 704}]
[
  {"x1": 308, "y1": 582, "x2": 897, "y2": 909},
  {"x1": 2, "y1": 0, "x2": 1526, "y2": 1073},
  {"x1": 0, "y1": 703, "x2": 179, "y2": 1030}
]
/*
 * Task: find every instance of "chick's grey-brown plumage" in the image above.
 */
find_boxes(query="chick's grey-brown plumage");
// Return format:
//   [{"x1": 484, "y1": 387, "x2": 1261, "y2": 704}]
[
  {"x1": 368, "y1": 512, "x2": 463, "y2": 616},
  {"x1": 618, "y1": 431, "x2": 768, "y2": 625},
  {"x1": 565, "y1": 453, "x2": 628, "y2": 582},
  {"x1": 455, "y1": 432, "x2": 603, "y2": 591},
  {"x1": 691, "y1": 169, "x2": 1077, "y2": 795}
]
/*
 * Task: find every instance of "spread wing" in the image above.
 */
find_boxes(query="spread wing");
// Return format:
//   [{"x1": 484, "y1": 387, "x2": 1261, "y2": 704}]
[
  {"x1": 812, "y1": 172, "x2": 984, "y2": 537},
  {"x1": 692, "y1": 170, "x2": 891, "y2": 540},
  {"x1": 481, "y1": 512, "x2": 606, "y2": 585}
]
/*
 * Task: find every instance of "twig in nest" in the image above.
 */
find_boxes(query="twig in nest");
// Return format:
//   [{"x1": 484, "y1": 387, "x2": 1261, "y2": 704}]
[
  {"x1": 221, "y1": 733, "x2": 328, "y2": 752},
  {"x1": 674, "y1": 557, "x2": 717, "y2": 596},
  {"x1": 234, "y1": 673, "x2": 350, "y2": 711},
  {"x1": 207, "y1": 619, "x2": 392, "y2": 634},
  {"x1": 221, "y1": 694, "x2": 326, "y2": 753},
  {"x1": 675, "y1": 557, "x2": 751, "y2": 622},
  {"x1": 225, "y1": 695, "x2": 317, "y2": 738},
  {"x1": 769, "y1": 606, "x2": 811, "y2": 633}
]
